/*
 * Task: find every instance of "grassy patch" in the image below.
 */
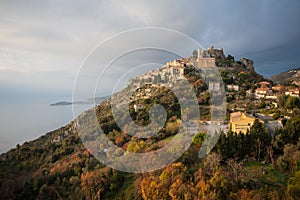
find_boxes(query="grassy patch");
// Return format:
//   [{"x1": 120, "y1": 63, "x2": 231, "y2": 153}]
[{"x1": 244, "y1": 161, "x2": 289, "y2": 189}]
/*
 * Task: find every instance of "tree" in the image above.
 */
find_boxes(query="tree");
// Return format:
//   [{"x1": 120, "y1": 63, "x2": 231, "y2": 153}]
[
  {"x1": 284, "y1": 118, "x2": 300, "y2": 145},
  {"x1": 81, "y1": 167, "x2": 111, "y2": 199},
  {"x1": 287, "y1": 171, "x2": 300, "y2": 199},
  {"x1": 192, "y1": 168, "x2": 216, "y2": 199},
  {"x1": 277, "y1": 143, "x2": 300, "y2": 173},
  {"x1": 285, "y1": 96, "x2": 300, "y2": 110},
  {"x1": 141, "y1": 162, "x2": 188, "y2": 200},
  {"x1": 232, "y1": 189, "x2": 261, "y2": 200},
  {"x1": 224, "y1": 159, "x2": 247, "y2": 192},
  {"x1": 203, "y1": 91, "x2": 211, "y2": 105},
  {"x1": 203, "y1": 152, "x2": 222, "y2": 177},
  {"x1": 272, "y1": 129, "x2": 286, "y2": 154},
  {"x1": 250, "y1": 119, "x2": 271, "y2": 160},
  {"x1": 169, "y1": 179, "x2": 192, "y2": 200},
  {"x1": 166, "y1": 118, "x2": 181, "y2": 136},
  {"x1": 192, "y1": 132, "x2": 206, "y2": 145},
  {"x1": 266, "y1": 145, "x2": 275, "y2": 166},
  {"x1": 278, "y1": 95, "x2": 287, "y2": 108},
  {"x1": 227, "y1": 54, "x2": 235, "y2": 62},
  {"x1": 258, "y1": 98, "x2": 266, "y2": 109}
]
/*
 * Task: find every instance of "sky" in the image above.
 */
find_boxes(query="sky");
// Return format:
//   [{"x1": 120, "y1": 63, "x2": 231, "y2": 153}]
[{"x1": 1, "y1": 0, "x2": 300, "y2": 98}]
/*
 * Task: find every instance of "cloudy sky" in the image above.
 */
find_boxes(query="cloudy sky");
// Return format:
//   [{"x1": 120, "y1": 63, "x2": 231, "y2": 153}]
[{"x1": 1, "y1": 0, "x2": 300, "y2": 98}]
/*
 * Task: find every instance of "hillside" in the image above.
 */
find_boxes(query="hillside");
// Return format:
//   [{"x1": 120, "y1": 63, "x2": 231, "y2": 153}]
[
  {"x1": 270, "y1": 68, "x2": 300, "y2": 85},
  {"x1": 1, "y1": 48, "x2": 300, "y2": 199}
]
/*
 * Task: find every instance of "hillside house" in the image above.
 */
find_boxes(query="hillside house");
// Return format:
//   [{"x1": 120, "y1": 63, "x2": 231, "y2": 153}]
[
  {"x1": 255, "y1": 88, "x2": 273, "y2": 99},
  {"x1": 230, "y1": 112, "x2": 256, "y2": 134},
  {"x1": 285, "y1": 89, "x2": 300, "y2": 97},
  {"x1": 134, "y1": 104, "x2": 144, "y2": 112},
  {"x1": 257, "y1": 81, "x2": 272, "y2": 88},
  {"x1": 272, "y1": 85, "x2": 285, "y2": 93},
  {"x1": 226, "y1": 84, "x2": 239, "y2": 91}
]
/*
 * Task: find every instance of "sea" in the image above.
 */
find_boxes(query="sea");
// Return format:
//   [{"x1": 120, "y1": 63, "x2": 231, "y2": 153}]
[{"x1": 0, "y1": 95, "x2": 93, "y2": 154}]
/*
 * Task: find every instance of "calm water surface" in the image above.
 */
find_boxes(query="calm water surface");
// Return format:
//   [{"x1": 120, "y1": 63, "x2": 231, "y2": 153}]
[{"x1": 0, "y1": 96, "x2": 92, "y2": 153}]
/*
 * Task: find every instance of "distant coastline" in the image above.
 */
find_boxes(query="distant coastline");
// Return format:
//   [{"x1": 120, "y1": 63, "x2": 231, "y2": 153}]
[
  {"x1": 50, "y1": 96, "x2": 110, "y2": 107},
  {"x1": 50, "y1": 101, "x2": 89, "y2": 106}
]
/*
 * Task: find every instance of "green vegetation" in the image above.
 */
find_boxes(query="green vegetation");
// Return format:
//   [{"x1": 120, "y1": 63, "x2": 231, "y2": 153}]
[{"x1": 1, "y1": 51, "x2": 300, "y2": 199}]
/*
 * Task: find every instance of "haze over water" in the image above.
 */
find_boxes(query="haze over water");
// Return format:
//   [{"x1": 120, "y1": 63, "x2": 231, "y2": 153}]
[{"x1": 0, "y1": 91, "x2": 92, "y2": 153}]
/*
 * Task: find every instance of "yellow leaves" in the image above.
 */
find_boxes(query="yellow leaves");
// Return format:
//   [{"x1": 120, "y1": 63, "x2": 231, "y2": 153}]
[
  {"x1": 195, "y1": 179, "x2": 210, "y2": 198},
  {"x1": 141, "y1": 175, "x2": 160, "y2": 200},
  {"x1": 169, "y1": 178, "x2": 189, "y2": 200},
  {"x1": 192, "y1": 168, "x2": 217, "y2": 200},
  {"x1": 166, "y1": 119, "x2": 181, "y2": 135},
  {"x1": 232, "y1": 189, "x2": 257, "y2": 200},
  {"x1": 208, "y1": 169, "x2": 224, "y2": 189},
  {"x1": 126, "y1": 140, "x2": 147, "y2": 153},
  {"x1": 159, "y1": 171, "x2": 168, "y2": 181}
]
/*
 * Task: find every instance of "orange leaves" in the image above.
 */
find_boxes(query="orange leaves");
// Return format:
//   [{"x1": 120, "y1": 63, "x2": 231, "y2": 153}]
[
  {"x1": 82, "y1": 149, "x2": 91, "y2": 157},
  {"x1": 80, "y1": 167, "x2": 111, "y2": 200},
  {"x1": 49, "y1": 152, "x2": 81, "y2": 174},
  {"x1": 141, "y1": 162, "x2": 189, "y2": 200}
]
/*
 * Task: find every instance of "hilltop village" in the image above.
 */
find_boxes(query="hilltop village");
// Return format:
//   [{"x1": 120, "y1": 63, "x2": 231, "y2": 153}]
[
  {"x1": 129, "y1": 47, "x2": 225, "y2": 89},
  {"x1": 126, "y1": 46, "x2": 299, "y2": 135}
]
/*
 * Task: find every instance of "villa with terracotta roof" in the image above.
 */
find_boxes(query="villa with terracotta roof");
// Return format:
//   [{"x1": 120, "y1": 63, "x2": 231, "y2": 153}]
[
  {"x1": 230, "y1": 111, "x2": 257, "y2": 134},
  {"x1": 258, "y1": 81, "x2": 272, "y2": 88},
  {"x1": 272, "y1": 85, "x2": 286, "y2": 93}
]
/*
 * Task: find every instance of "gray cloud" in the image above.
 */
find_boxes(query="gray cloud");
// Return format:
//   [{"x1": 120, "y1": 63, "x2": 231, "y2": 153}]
[{"x1": 0, "y1": 0, "x2": 300, "y2": 93}]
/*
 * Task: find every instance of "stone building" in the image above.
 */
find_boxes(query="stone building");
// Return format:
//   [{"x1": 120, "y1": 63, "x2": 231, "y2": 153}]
[{"x1": 230, "y1": 112, "x2": 257, "y2": 134}]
